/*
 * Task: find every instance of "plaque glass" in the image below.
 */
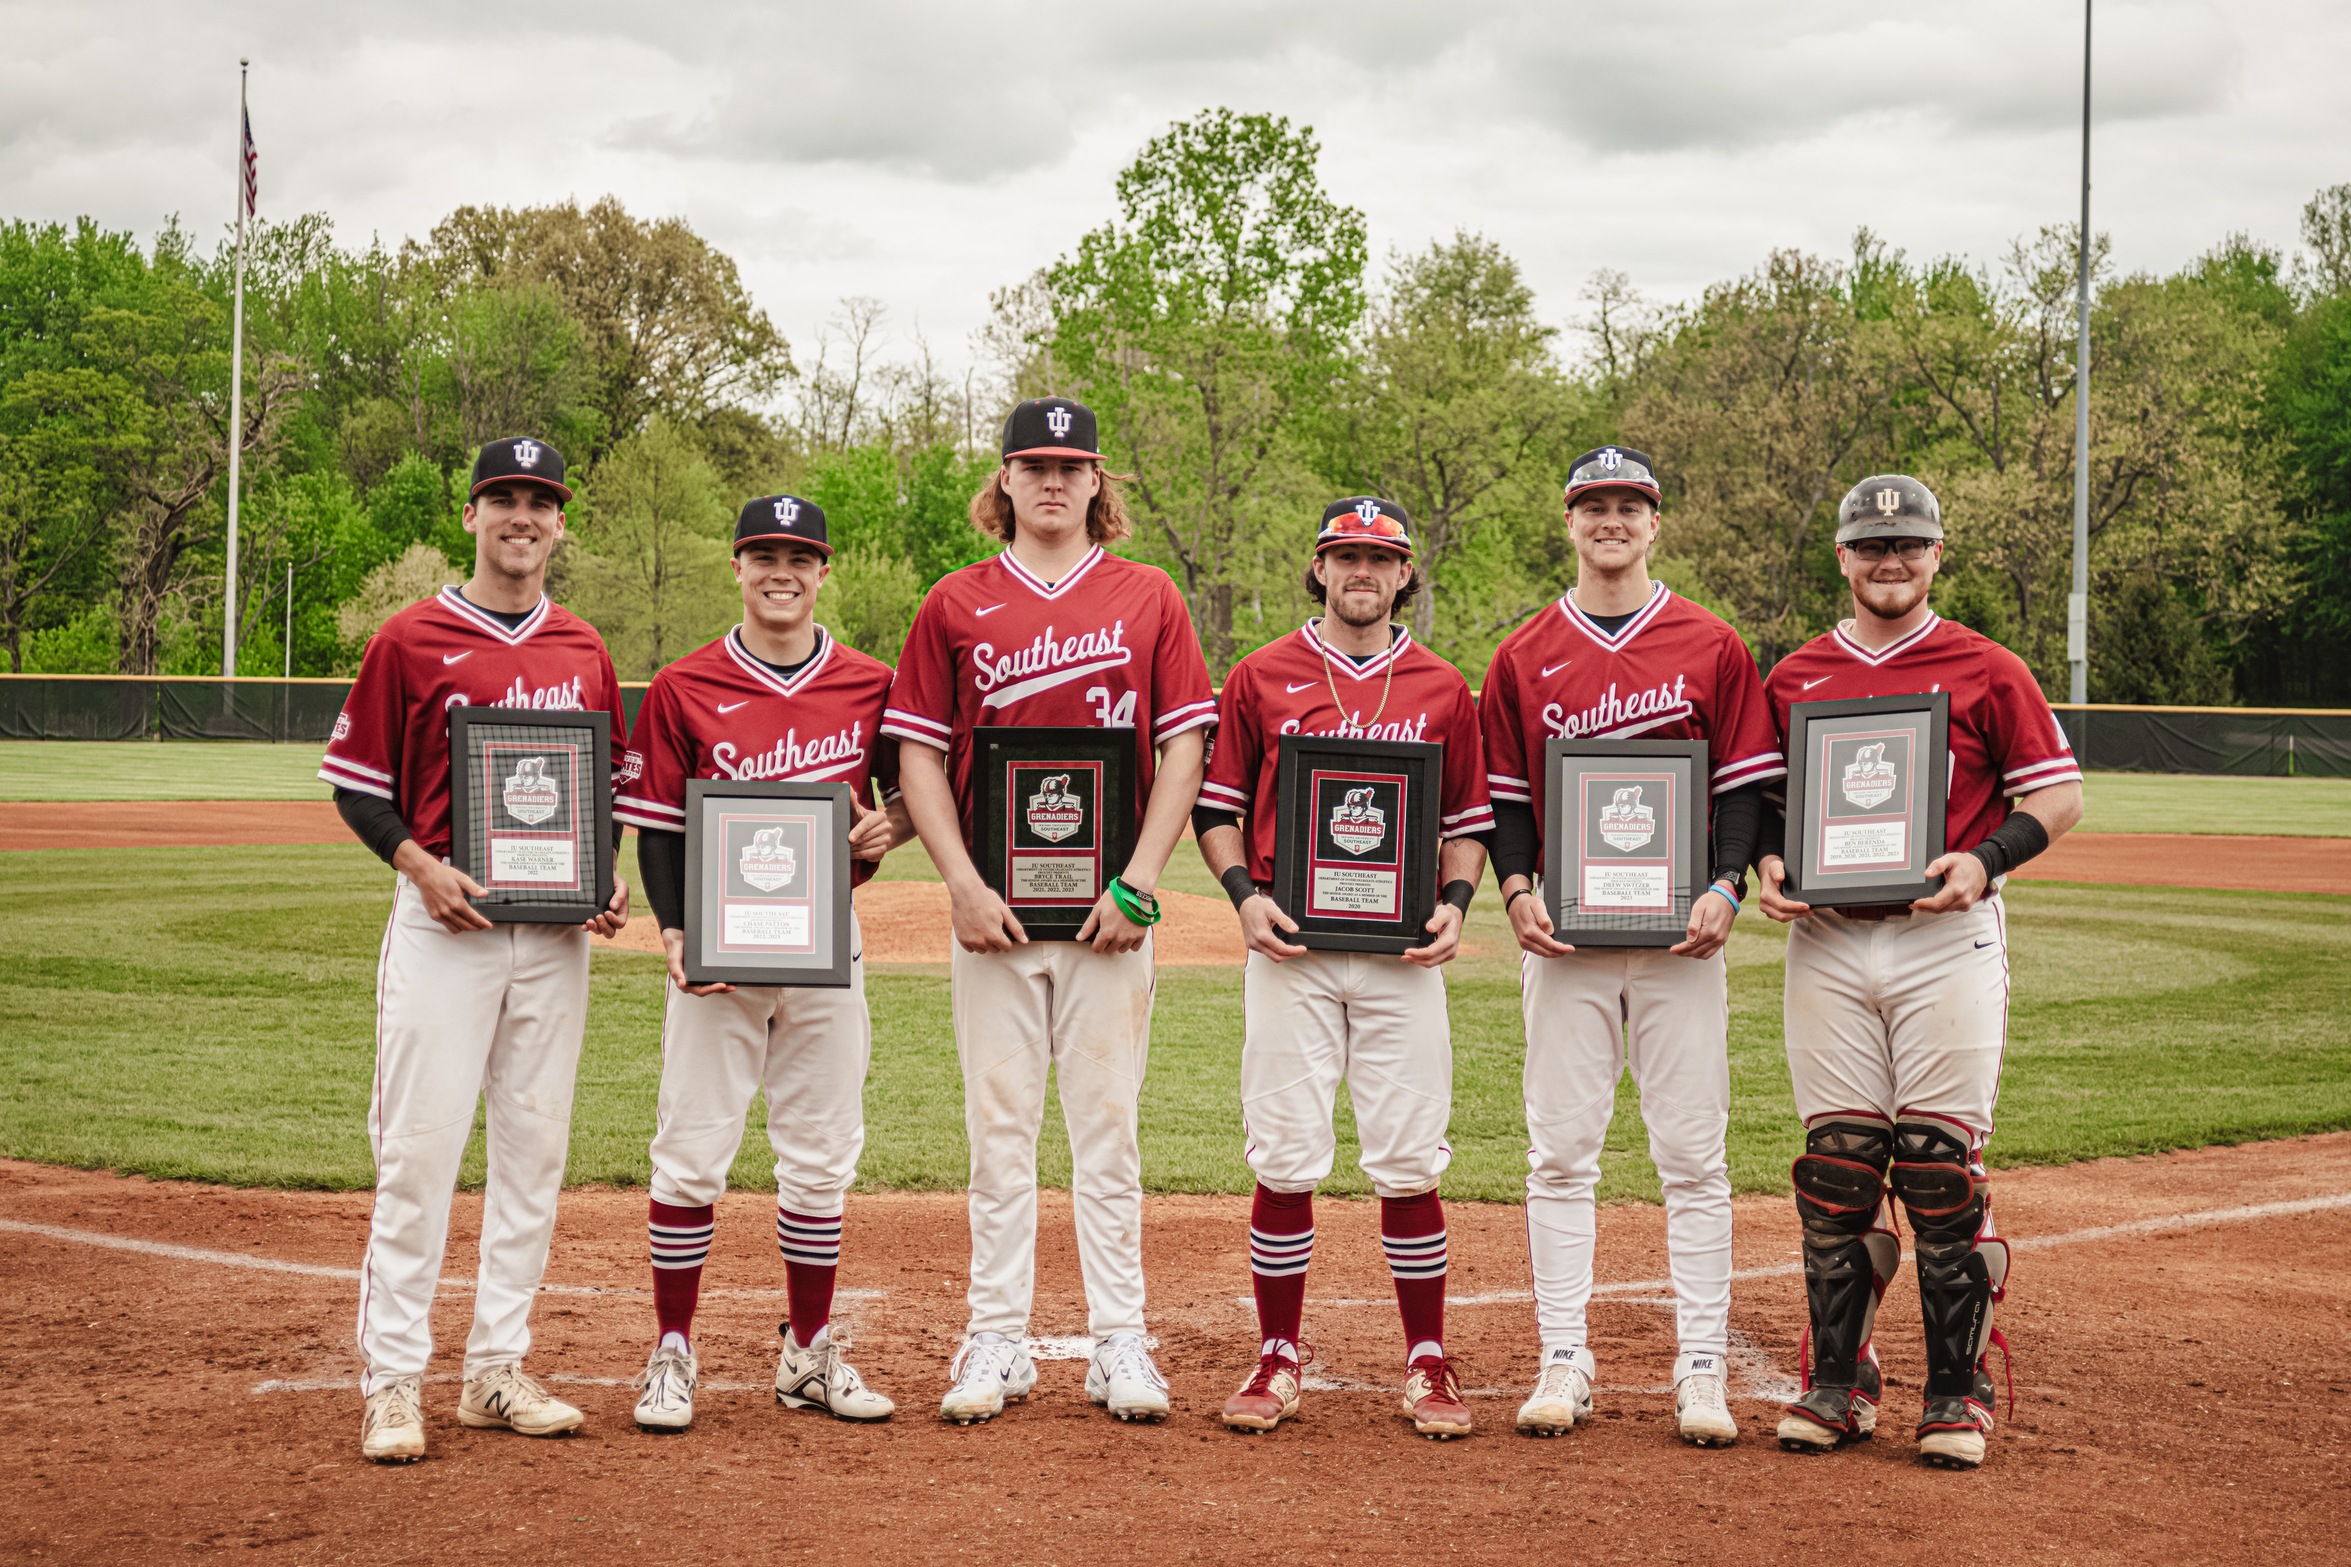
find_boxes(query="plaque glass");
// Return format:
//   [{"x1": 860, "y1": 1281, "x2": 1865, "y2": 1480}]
[
  {"x1": 446, "y1": 706, "x2": 613, "y2": 923},
  {"x1": 974, "y1": 726, "x2": 1136, "y2": 942},
  {"x1": 682, "y1": 779, "x2": 854, "y2": 987},
  {"x1": 1272, "y1": 734, "x2": 1442, "y2": 955},
  {"x1": 1781, "y1": 692, "x2": 1952, "y2": 908},
  {"x1": 1541, "y1": 738, "x2": 1709, "y2": 947}
]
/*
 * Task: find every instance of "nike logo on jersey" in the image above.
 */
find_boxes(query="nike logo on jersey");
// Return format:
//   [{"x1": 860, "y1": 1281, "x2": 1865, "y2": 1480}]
[
  {"x1": 975, "y1": 621, "x2": 1132, "y2": 707},
  {"x1": 1802, "y1": 676, "x2": 1833, "y2": 691},
  {"x1": 1286, "y1": 681, "x2": 1317, "y2": 693},
  {"x1": 1541, "y1": 660, "x2": 1573, "y2": 679},
  {"x1": 442, "y1": 651, "x2": 473, "y2": 665},
  {"x1": 717, "y1": 700, "x2": 750, "y2": 714},
  {"x1": 973, "y1": 603, "x2": 1007, "y2": 617}
]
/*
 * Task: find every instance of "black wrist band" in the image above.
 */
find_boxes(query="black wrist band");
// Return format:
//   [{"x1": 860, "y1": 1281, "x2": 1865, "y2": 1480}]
[
  {"x1": 1220, "y1": 864, "x2": 1256, "y2": 910},
  {"x1": 1441, "y1": 879, "x2": 1474, "y2": 914},
  {"x1": 1505, "y1": 886, "x2": 1533, "y2": 909}
]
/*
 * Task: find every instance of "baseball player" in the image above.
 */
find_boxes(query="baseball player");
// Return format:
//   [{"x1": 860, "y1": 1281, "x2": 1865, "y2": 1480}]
[
  {"x1": 319, "y1": 437, "x2": 632, "y2": 1464},
  {"x1": 1758, "y1": 475, "x2": 2082, "y2": 1470},
  {"x1": 883, "y1": 397, "x2": 1215, "y2": 1425},
  {"x1": 614, "y1": 495, "x2": 909, "y2": 1433},
  {"x1": 1479, "y1": 446, "x2": 1784, "y2": 1446},
  {"x1": 1193, "y1": 498, "x2": 1494, "y2": 1438}
]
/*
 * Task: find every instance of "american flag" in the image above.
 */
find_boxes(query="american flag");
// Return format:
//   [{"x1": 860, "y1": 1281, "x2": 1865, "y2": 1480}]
[{"x1": 240, "y1": 105, "x2": 258, "y2": 217}]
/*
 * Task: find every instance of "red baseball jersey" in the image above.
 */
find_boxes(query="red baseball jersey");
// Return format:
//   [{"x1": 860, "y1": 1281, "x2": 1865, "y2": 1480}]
[
  {"x1": 1197, "y1": 620, "x2": 1494, "y2": 885},
  {"x1": 318, "y1": 586, "x2": 628, "y2": 857},
  {"x1": 880, "y1": 545, "x2": 1217, "y2": 850},
  {"x1": 616, "y1": 627, "x2": 898, "y2": 887},
  {"x1": 1479, "y1": 584, "x2": 1785, "y2": 841},
  {"x1": 1763, "y1": 612, "x2": 2082, "y2": 856}
]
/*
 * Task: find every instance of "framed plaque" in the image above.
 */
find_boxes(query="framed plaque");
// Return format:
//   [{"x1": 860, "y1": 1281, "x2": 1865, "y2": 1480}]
[
  {"x1": 1782, "y1": 692, "x2": 1951, "y2": 908},
  {"x1": 1541, "y1": 738, "x2": 1709, "y2": 947},
  {"x1": 447, "y1": 705, "x2": 613, "y2": 924},
  {"x1": 973, "y1": 726, "x2": 1136, "y2": 942},
  {"x1": 681, "y1": 779, "x2": 854, "y2": 987},
  {"x1": 1271, "y1": 734, "x2": 1442, "y2": 955}
]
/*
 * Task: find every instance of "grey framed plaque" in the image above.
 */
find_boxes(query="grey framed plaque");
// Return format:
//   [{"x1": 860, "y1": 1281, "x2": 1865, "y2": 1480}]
[
  {"x1": 1542, "y1": 738, "x2": 1709, "y2": 947},
  {"x1": 446, "y1": 705, "x2": 613, "y2": 924},
  {"x1": 1271, "y1": 734, "x2": 1442, "y2": 956},
  {"x1": 1782, "y1": 692, "x2": 1951, "y2": 908},
  {"x1": 681, "y1": 779, "x2": 854, "y2": 987},
  {"x1": 973, "y1": 726, "x2": 1136, "y2": 942}
]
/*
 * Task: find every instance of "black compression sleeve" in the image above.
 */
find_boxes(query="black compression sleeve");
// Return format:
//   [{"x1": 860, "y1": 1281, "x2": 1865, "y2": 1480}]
[
  {"x1": 1192, "y1": 803, "x2": 1241, "y2": 840},
  {"x1": 1489, "y1": 799, "x2": 1541, "y2": 884},
  {"x1": 1969, "y1": 809, "x2": 2051, "y2": 881},
  {"x1": 1757, "y1": 801, "x2": 1786, "y2": 866},
  {"x1": 638, "y1": 828, "x2": 687, "y2": 933},
  {"x1": 1709, "y1": 783, "x2": 1765, "y2": 893},
  {"x1": 334, "y1": 787, "x2": 413, "y2": 868}
]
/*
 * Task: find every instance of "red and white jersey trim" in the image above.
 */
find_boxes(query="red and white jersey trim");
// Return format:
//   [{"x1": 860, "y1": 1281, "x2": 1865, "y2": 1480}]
[
  {"x1": 319, "y1": 752, "x2": 395, "y2": 799},
  {"x1": 1442, "y1": 801, "x2": 1497, "y2": 832},
  {"x1": 2002, "y1": 753, "x2": 2084, "y2": 794},
  {"x1": 999, "y1": 544, "x2": 1106, "y2": 602},
  {"x1": 879, "y1": 706, "x2": 952, "y2": 746},
  {"x1": 1712, "y1": 750, "x2": 1788, "y2": 791},
  {"x1": 433, "y1": 585, "x2": 551, "y2": 645},
  {"x1": 1485, "y1": 770, "x2": 1531, "y2": 804},
  {"x1": 1154, "y1": 696, "x2": 1221, "y2": 741},
  {"x1": 1197, "y1": 777, "x2": 1250, "y2": 810},
  {"x1": 722, "y1": 625, "x2": 834, "y2": 697},
  {"x1": 1299, "y1": 617, "x2": 1414, "y2": 680},
  {"x1": 1558, "y1": 581, "x2": 1673, "y2": 651},
  {"x1": 1831, "y1": 613, "x2": 1942, "y2": 667}
]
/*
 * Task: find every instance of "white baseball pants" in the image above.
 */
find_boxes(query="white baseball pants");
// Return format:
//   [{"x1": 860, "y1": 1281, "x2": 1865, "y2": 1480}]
[
  {"x1": 648, "y1": 912, "x2": 869, "y2": 1214},
  {"x1": 357, "y1": 875, "x2": 588, "y2": 1394},
  {"x1": 1521, "y1": 947, "x2": 1732, "y2": 1360},
  {"x1": 1241, "y1": 950, "x2": 1453, "y2": 1199},
  {"x1": 1783, "y1": 897, "x2": 2009, "y2": 1147},
  {"x1": 951, "y1": 936, "x2": 1156, "y2": 1342}
]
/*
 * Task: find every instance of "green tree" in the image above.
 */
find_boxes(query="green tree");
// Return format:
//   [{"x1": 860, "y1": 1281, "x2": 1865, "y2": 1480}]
[{"x1": 563, "y1": 417, "x2": 737, "y2": 678}]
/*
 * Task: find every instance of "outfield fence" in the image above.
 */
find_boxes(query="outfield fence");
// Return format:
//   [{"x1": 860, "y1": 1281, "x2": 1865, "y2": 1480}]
[{"x1": 2, "y1": 675, "x2": 2348, "y2": 777}]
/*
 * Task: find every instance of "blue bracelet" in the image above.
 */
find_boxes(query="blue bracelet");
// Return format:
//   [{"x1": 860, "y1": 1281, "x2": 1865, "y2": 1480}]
[{"x1": 1701, "y1": 881, "x2": 1742, "y2": 913}]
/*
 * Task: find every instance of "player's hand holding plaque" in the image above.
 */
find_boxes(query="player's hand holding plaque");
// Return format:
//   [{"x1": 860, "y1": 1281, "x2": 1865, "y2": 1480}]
[
  {"x1": 974, "y1": 726, "x2": 1137, "y2": 942},
  {"x1": 1542, "y1": 738, "x2": 1710, "y2": 947},
  {"x1": 1781, "y1": 692, "x2": 1952, "y2": 908},
  {"x1": 681, "y1": 780, "x2": 854, "y2": 986},
  {"x1": 1270, "y1": 734, "x2": 1441, "y2": 955},
  {"x1": 447, "y1": 706, "x2": 614, "y2": 923}
]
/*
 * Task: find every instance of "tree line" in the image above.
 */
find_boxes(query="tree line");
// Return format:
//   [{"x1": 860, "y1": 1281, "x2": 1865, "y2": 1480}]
[{"x1": 5, "y1": 108, "x2": 2349, "y2": 703}]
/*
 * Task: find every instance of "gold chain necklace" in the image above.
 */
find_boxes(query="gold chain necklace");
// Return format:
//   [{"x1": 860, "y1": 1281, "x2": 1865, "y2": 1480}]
[{"x1": 1317, "y1": 617, "x2": 1399, "y2": 732}]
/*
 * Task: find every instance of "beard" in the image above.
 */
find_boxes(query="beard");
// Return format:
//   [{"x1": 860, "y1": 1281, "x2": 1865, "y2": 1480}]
[
  {"x1": 1328, "y1": 586, "x2": 1396, "y2": 629},
  {"x1": 1852, "y1": 573, "x2": 1931, "y2": 621}
]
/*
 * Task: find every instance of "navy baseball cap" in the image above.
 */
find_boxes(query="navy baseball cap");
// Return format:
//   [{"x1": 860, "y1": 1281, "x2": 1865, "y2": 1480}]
[
  {"x1": 1315, "y1": 496, "x2": 1414, "y2": 556},
  {"x1": 734, "y1": 494, "x2": 832, "y2": 556},
  {"x1": 470, "y1": 436, "x2": 571, "y2": 502},
  {"x1": 1001, "y1": 397, "x2": 1101, "y2": 461},
  {"x1": 1563, "y1": 445, "x2": 1661, "y2": 507}
]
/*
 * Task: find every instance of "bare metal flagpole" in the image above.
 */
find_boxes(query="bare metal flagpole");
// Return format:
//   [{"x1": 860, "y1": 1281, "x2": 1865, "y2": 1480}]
[
  {"x1": 224, "y1": 58, "x2": 250, "y2": 679},
  {"x1": 2068, "y1": 4, "x2": 2093, "y2": 709}
]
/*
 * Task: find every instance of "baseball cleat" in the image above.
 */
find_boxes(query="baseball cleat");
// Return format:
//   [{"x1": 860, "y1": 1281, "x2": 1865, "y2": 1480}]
[
  {"x1": 360, "y1": 1374, "x2": 426, "y2": 1463},
  {"x1": 458, "y1": 1361, "x2": 584, "y2": 1437},
  {"x1": 1221, "y1": 1348, "x2": 1307, "y2": 1433},
  {"x1": 1086, "y1": 1333, "x2": 1171, "y2": 1423},
  {"x1": 940, "y1": 1337, "x2": 1037, "y2": 1425},
  {"x1": 1403, "y1": 1355, "x2": 1473, "y2": 1439},
  {"x1": 632, "y1": 1342, "x2": 697, "y2": 1432},
  {"x1": 1778, "y1": 1386, "x2": 1870, "y2": 1451},
  {"x1": 1515, "y1": 1348, "x2": 1595, "y2": 1437},
  {"x1": 1916, "y1": 1394, "x2": 1993, "y2": 1470},
  {"x1": 1674, "y1": 1370, "x2": 1740, "y2": 1447},
  {"x1": 776, "y1": 1327, "x2": 895, "y2": 1421}
]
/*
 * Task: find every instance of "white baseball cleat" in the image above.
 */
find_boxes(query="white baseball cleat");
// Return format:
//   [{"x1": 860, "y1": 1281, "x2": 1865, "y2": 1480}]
[
  {"x1": 940, "y1": 1337, "x2": 1038, "y2": 1425},
  {"x1": 1674, "y1": 1370, "x2": 1740, "y2": 1447},
  {"x1": 776, "y1": 1329, "x2": 895, "y2": 1421},
  {"x1": 1516, "y1": 1348, "x2": 1596, "y2": 1437},
  {"x1": 360, "y1": 1374, "x2": 426, "y2": 1463},
  {"x1": 1086, "y1": 1333, "x2": 1171, "y2": 1423},
  {"x1": 458, "y1": 1361, "x2": 584, "y2": 1437},
  {"x1": 632, "y1": 1342, "x2": 697, "y2": 1432}
]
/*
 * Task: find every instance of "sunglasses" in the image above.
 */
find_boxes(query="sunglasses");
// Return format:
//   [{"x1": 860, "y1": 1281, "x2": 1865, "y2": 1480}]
[
  {"x1": 1844, "y1": 538, "x2": 1934, "y2": 561},
  {"x1": 1326, "y1": 513, "x2": 1408, "y2": 540}
]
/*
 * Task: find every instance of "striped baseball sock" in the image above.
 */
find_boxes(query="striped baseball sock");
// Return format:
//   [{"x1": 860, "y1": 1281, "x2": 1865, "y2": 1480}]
[
  {"x1": 1249, "y1": 1184, "x2": 1314, "y2": 1362},
  {"x1": 1380, "y1": 1191, "x2": 1448, "y2": 1362},
  {"x1": 648, "y1": 1200, "x2": 715, "y2": 1346},
  {"x1": 777, "y1": 1208, "x2": 843, "y2": 1345}
]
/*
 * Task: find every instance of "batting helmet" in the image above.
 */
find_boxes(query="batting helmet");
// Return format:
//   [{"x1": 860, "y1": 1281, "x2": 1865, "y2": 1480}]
[{"x1": 1835, "y1": 475, "x2": 1943, "y2": 545}]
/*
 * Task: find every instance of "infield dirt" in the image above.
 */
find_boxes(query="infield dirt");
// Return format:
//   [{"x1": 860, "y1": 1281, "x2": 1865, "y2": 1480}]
[{"x1": 4, "y1": 1137, "x2": 2347, "y2": 1565}]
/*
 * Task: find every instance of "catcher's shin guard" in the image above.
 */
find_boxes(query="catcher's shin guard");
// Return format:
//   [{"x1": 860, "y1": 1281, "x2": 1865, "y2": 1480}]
[
  {"x1": 1790, "y1": 1116, "x2": 1896, "y2": 1393},
  {"x1": 1889, "y1": 1118, "x2": 2011, "y2": 1428}
]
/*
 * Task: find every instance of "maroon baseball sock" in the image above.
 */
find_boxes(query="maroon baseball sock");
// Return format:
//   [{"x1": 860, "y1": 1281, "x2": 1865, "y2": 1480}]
[
  {"x1": 1249, "y1": 1184, "x2": 1314, "y2": 1360},
  {"x1": 1380, "y1": 1191, "x2": 1448, "y2": 1360},
  {"x1": 648, "y1": 1200, "x2": 714, "y2": 1346},
  {"x1": 778, "y1": 1208, "x2": 843, "y2": 1345}
]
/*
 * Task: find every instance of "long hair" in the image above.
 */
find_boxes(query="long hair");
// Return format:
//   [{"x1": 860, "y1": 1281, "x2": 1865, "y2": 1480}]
[
  {"x1": 1302, "y1": 553, "x2": 1420, "y2": 617},
  {"x1": 968, "y1": 463, "x2": 1135, "y2": 546}
]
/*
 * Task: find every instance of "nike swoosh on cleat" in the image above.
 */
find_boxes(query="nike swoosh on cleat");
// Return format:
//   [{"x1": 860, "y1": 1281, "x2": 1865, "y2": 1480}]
[
  {"x1": 1541, "y1": 661, "x2": 1573, "y2": 678},
  {"x1": 717, "y1": 700, "x2": 749, "y2": 714},
  {"x1": 974, "y1": 603, "x2": 1007, "y2": 616},
  {"x1": 442, "y1": 651, "x2": 473, "y2": 665},
  {"x1": 1802, "y1": 676, "x2": 1832, "y2": 690},
  {"x1": 1287, "y1": 682, "x2": 1316, "y2": 693}
]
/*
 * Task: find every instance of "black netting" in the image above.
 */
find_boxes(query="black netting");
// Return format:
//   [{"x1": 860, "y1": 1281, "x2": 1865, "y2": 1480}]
[
  {"x1": 0, "y1": 678, "x2": 649, "y2": 745},
  {"x1": 2058, "y1": 709, "x2": 2351, "y2": 778}
]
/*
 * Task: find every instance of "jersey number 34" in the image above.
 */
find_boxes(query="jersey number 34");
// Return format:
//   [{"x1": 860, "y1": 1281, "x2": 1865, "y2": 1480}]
[{"x1": 1087, "y1": 687, "x2": 1138, "y2": 728}]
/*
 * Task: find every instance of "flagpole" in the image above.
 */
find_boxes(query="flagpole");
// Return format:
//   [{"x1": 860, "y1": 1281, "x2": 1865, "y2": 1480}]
[
  {"x1": 224, "y1": 57, "x2": 249, "y2": 679},
  {"x1": 2068, "y1": 4, "x2": 2092, "y2": 708}
]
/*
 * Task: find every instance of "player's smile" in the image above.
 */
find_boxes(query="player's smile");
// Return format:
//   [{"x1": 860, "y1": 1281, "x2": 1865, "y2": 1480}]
[{"x1": 465, "y1": 484, "x2": 566, "y2": 579}]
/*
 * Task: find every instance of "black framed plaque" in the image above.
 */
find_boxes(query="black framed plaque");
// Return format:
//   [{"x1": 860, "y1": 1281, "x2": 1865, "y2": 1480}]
[
  {"x1": 447, "y1": 705, "x2": 613, "y2": 924},
  {"x1": 973, "y1": 726, "x2": 1136, "y2": 942},
  {"x1": 1541, "y1": 738, "x2": 1710, "y2": 947},
  {"x1": 1782, "y1": 692, "x2": 1951, "y2": 908},
  {"x1": 681, "y1": 779, "x2": 854, "y2": 987},
  {"x1": 1271, "y1": 734, "x2": 1442, "y2": 955}
]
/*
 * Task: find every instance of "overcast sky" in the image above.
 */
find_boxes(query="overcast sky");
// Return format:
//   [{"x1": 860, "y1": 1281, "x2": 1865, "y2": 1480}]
[{"x1": 7, "y1": 1, "x2": 2347, "y2": 378}]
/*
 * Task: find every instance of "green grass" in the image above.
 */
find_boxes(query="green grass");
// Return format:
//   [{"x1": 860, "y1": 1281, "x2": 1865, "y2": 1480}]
[
  {"x1": 0, "y1": 741, "x2": 332, "y2": 800},
  {"x1": 4, "y1": 833, "x2": 2347, "y2": 1203},
  {"x1": 2080, "y1": 770, "x2": 2351, "y2": 836}
]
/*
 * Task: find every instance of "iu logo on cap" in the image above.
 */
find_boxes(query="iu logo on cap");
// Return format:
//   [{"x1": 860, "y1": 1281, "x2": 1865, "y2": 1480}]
[
  {"x1": 1598, "y1": 448, "x2": 1622, "y2": 471},
  {"x1": 1875, "y1": 487, "x2": 1901, "y2": 515},
  {"x1": 1353, "y1": 499, "x2": 1381, "y2": 523},
  {"x1": 1045, "y1": 404, "x2": 1073, "y2": 439},
  {"x1": 513, "y1": 440, "x2": 542, "y2": 469},
  {"x1": 774, "y1": 497, "x2": 800, "y2": 525}
]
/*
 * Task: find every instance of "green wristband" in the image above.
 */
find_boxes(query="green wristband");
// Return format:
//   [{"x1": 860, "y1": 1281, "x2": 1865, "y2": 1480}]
[{"x1": 1109, "y1": 876, "x2": 1163, "y2": 927}]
